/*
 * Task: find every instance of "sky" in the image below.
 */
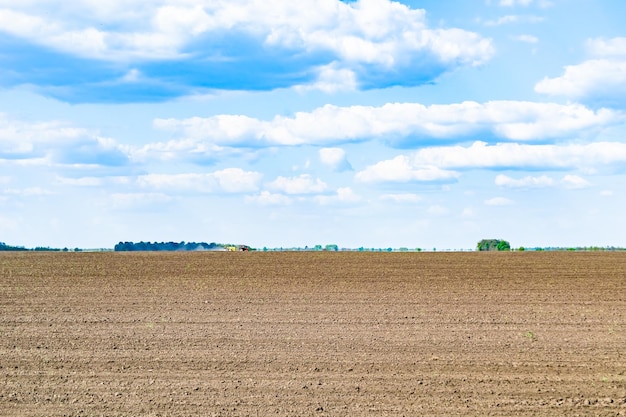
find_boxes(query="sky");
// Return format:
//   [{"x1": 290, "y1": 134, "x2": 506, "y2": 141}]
[{"x1": 1, "y1": 0, "x2": 626, "y2": 250}]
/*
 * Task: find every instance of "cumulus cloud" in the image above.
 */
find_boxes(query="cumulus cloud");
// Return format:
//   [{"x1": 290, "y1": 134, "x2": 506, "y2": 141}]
[
  {"x1": 267, "y1": 174, "x2": 327, "y2": 195},
  {"x1": 496, "y1": 174, "x2": 590, "y2": 189},
  {"x1": 495, "y1": 174, "x2": 554, "y2": 188},
  {"x1": 295, "y1": 64, "x2": 358, "y2": 93},
  {"x1": 535, "y1": 37, "x2": 626, "y2": 106},
  {"x1": 137, "y1": 168, "x2": 262, "y2": 194},
  {"x1": 151, "y1": 101, "x2": 621, "y2": 153},
  {"x1": 586, "y1": 37, "x2": 626, "y2": 57},
  {"x1": 408, "y1": 141, "x2": 626, "y2": 170},
  {"x1": 0, "y1": 113, "x2": 130, "y2": 166},
  {"x1": 0, "y1": 0, "x2": 494, "y2": 102},
  {"x1": 319, "y1": 148, "x2": 352, "y2": 172},
  {"x1": 356, "y1": 141, "x2": 626, "y2": 184},
  {"x1": 245, "y1": 186, "x2": 360, "y2": 206},
  {"x1": 313, "y1": 187, "x2": 361, "y2": 205},
  {"x1": 355, "y1": 155, "x2": 460, "y2": 183},
  {"x1": 535, "y1": 59, "x2": 626, "y2": 105},
  {"x1": 245, "y1": 191, "x2": 293, "y2": 206},
  {"x1": 561, "y1": 174, "x2": 590, "y2": 189}
]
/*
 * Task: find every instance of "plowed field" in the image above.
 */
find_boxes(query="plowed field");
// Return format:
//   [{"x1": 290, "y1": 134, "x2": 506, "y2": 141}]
[{"x1": 1, "y1": 251, "x2": 625, "y2": 416}]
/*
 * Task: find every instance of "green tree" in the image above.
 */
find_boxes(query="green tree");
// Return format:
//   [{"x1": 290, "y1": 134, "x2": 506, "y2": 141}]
[
  {"x1": 477, "y1": 239, "x2": 511, "y2": 251},
  {"x1": 496, "y1": 240, "x2": 511, "y2": 251}
]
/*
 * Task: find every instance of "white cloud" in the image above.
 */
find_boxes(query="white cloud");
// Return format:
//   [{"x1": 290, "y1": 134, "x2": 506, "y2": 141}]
[
  {"x1": 0, "y1": 114, "x2": 130, "y2": 166},
  {"x1": 495, "y1": 174, "x2": 554, "y2": 188},
  {"x1": 409, "y1": 141, "x2": 626, "y2": 171},
  {"x1": 56, "y1": 176, "x2": 104, "y2": 187},
  {"x1": 355, "y1": 155, "x2": 460, "y2": 183},
  {"x1": 0, "y1": 0, "x2": 494, "y2": 96},
  {"x1": 535, "y1": 37, "x2": 626, "y2": 106},
  {"x1": 0, "y1": 6, "x2": 182, "y2": 61},
  {"x1": 151, "y1": 101, "x2": 620, "y2": 152},
  {"x1": 313, "y1": 187, "x2": 361, "y2": 205},
  {"x1": 120, "y1": 68, "x2": 142, "y2": 83},
  {"x1": 0, "y1": 113, "x2": 84, "y2": 155},
  {"x1": 561, "y1": 174, "x2": 590, "y2": 189},
  {"x1": 485, "y1": 197, "x2": 514, "y2": 206},
  {"x1": 513, "y1": 34, "x2": 539, "y2": 43},
  {"x1": 483, "y1": 14, "x2": 544, "y2": 26},
  {"x1": 319, "y1": 147, "x2": 352, "y2": 172},
  {"x1": 496, "y1": 174, "x2": 590, "y2": 189},
  {"x1": 245, "y1": 191, "x2": 293, "y2": 206},
  {"x1": 356, "y1": 141, "x2": 626, "y2": 184},
  {"x1": 212, "y1": 168, "x2": 263, "y2": 193},
  {"x1": 380, "y1": 193, "x2": 422, "y2": 203},
  {"x1": 295, "y1": 64, "x2": 358, "y2": 93},
  {"x1": 535, "y1": 59, "x2": 626, "y2": 104},
  {"x1": 2, "y1": 187, "x2": 52, "y2": 196},
  {"x1": 485, "y1": 15, "x2": 519, "y2": 25},
  {"x1": 137, "y1": 168, "x2": 262, "y2": 194},
  {"x1": 586, "y1": 37, "x2": 626, "y2": 57},
  {"x1": 267, "y1": 174, "x2": 327, "y2": 195},
  {"x1": 133, "y1": 135, "x2": 250, "y2": 164}
]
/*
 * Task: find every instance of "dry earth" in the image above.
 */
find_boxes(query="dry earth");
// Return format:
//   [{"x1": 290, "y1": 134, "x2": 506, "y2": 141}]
[{"x1": 1, "y1": 251, "x2": 625, "y2": 416}]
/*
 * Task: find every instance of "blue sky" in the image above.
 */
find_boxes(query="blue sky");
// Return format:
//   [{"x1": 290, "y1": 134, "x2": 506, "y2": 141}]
[{"x1": 1, "y1": 0, "x2": 626, "y2": 249}]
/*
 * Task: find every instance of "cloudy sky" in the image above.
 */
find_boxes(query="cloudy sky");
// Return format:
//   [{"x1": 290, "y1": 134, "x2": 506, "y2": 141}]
[{"x1": 1, "y1": 0, "x2": 626, "y2": 249}]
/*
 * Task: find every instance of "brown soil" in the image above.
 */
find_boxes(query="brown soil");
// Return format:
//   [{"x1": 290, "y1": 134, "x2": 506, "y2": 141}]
[{"x1": 1, "y1": 251, "x2": 625, "y2": 416}]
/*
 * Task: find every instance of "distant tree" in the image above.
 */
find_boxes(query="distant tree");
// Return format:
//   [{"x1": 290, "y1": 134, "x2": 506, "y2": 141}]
[
  {"x1": 477, "y1": 239, "x2": 511, "y2": 251},
  {"x1": 496, "y1": 240, "x2": 511, "y2": 251},
  {"x1": 325, "y1": 244, "x2": 339, "y2": 252},
  {"x1": 34, "y1": 246, "x2": 60, "y2": 252},
  {"x1": 0, "y1": 242, "x2": 27, "y2": 251},
  {"x1": 114, "y1": 241, "x2": 226, "y2": 252}
]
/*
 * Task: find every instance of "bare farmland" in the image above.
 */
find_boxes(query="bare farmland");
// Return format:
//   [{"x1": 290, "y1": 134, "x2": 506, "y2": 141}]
[{"x1": 1, "y1": 251, "x2": 625, "y2": 416}]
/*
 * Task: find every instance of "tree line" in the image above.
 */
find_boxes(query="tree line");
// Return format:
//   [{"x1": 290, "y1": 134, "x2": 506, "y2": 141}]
[
  {"x1": 114, "y1": 241, "x2": 224, "y2": 252},
  {"x1": 0, "y1": 242, "x2": 81, "y2": 252}
]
